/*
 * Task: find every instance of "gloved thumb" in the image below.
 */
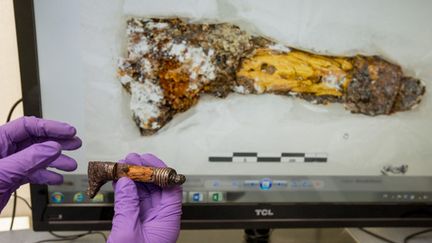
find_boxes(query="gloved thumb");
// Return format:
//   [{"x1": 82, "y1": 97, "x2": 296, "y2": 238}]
[
  {"x1": 2, "y1": 141, "x2": 61, "y2": 176},
  {"x1": 109, "y1": 177, "x2": 142, "y2": 242}
]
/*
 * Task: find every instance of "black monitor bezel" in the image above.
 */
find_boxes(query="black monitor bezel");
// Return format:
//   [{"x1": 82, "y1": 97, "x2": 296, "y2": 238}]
[{"x1": 14, "y1": 0, "x2": 432, "y2": 231}]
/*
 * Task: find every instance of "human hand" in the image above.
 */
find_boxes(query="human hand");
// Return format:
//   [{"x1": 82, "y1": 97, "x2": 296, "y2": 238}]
[
  {"x1": 0, "y1": 116, "x2": 82, "y2": 211},
  {"x1": 108, "y1": 153, "x2": 183, "y2": 243}
]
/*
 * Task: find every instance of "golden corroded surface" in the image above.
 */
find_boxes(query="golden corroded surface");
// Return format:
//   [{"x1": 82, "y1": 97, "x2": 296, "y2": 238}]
[
  {"x1": 158, "y1": 59, "x2": 200, "y2": 112},
  {"x1": 237, "y1": 49, "x2": 353, "y2": 96}
]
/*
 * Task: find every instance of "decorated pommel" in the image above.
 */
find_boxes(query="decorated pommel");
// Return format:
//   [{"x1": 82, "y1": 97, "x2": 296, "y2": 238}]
[{"x1": 87, "y1": 161, "x2": 186, "y2": 199}]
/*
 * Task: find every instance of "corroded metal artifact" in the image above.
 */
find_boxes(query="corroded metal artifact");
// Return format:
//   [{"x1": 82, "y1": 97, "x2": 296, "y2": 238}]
[
  {"x1": 87, "y1": 161, "x2": 186, "y2": 198},
  {"x1": 118, "y1": 18, "x2": 426, "y2": 135}
]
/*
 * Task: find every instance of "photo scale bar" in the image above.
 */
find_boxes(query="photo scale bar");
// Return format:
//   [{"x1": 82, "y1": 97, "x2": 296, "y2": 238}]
[
  {"x1": 281, "y1": 153, "x2": 305, "y2": 157},
  {"x1": 305, "y1": 157, "x2": 327, "y2": 163},
  {"x1": 209, "y1": 153, "x2": 328, "y2": 163},
  {"x1": 233, "y1": 152, "x2": 258, "y2": 157},
  {"x1": 209, "y1": 157, "x2": 233, "y2": 162},
  {"x1": 257, "y1": 157, "x2": 281, "y2": 162}
]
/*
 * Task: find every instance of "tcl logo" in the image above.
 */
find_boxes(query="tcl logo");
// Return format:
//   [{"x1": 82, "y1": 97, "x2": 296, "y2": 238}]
[{"x1": 255, "y1": 209, "x2": 274, "y2": 216}]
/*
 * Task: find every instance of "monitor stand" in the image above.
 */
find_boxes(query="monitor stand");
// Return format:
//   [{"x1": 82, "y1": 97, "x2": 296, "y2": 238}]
[{"x1": 244, "y1": 228, "x2": 271, "y2": 243}]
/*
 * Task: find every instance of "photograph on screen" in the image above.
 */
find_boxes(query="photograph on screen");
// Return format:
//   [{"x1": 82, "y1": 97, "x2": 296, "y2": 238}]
[{"x1": 33, "y1": 0, "x2": 432, "y2": 205}]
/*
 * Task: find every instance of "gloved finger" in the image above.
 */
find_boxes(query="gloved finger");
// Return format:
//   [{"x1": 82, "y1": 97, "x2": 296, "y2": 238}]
[
  {"x1": 139, "y1": 153, "x2": 167, "y2": 168},
  {"x1": 4, "y1": 141, "x2": 61, "y2": 174},
  {"x1": 5, "y1": 116, "x2": 77, "y2": 144},
  {"x1": 34, "y1": 136, "x2": 82, "y2": 151},
  {"x1": 119, "y1": 153, "x2": 157, "y2": 210},
  {"x1": 113, "y1": 177, "x2": 140, "y2": 209},
  {"x1": 136, "y1": 182, "x2": 162, "y2": 221},
  {"x1": 28, "y1": 169, "x2": 63, "y2": 185},
  {"x1": 142, "y1": 190, "x2": 163, "y2": 222},
  {"x1": 48, "y1": 154, "x2": 78, "y2": 171},
  {"x1": 139, "y1": 191, "x2": 154, "y2": 221},
  {"x1": 119, "y1": 153, "x2": 142, "y2": 166},
  {"x1": 137, "y1": 155, "x2": 176, "y2": 221},
  {"x1": 120, "y1": 153, "x2": 160, "y2": 191},
  {"x1": 110, "y1": 177, "x2": 141, "y2": 242},
  {"x1": 16, "y1": 136, "x2": 82, "y2": 154},
  {"x1": 160, "y1": 186, "x2": 183, "y2": 207},
  {"x1": 145, "y1": 186, "x2": 182, "y2": 222}
]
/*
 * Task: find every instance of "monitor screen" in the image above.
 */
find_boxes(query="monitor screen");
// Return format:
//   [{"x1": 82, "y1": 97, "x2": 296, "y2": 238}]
[{"x1": 21, "y1": 0, "x2": 432, "y2": 229}]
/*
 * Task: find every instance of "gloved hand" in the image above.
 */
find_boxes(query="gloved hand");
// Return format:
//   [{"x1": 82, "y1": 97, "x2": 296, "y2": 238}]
[
  {"x1": 108, "y1": 153, "x2": 183, "y2": 243},
  {"x1": 0, "y1": 116, "x2": 82, "y2": 212}
]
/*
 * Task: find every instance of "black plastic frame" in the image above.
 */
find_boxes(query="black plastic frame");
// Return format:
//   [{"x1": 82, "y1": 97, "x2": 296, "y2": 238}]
[{"x1": 14, "y1": 0, "x2": 432, "y2": 231}]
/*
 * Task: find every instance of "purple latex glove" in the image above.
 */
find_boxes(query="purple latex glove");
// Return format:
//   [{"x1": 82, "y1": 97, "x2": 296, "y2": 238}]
[
  {"x1": 0, "y1": 116, "x2": 82, "y2": 212},
  {"x1": 108, "y1": 153, "x2": 182, "y2": 243}
]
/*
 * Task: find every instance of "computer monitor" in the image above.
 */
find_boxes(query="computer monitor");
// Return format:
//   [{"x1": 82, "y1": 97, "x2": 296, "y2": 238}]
[{"x1": 14, "y1": 0, "x2": 432, "y2": 231}]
